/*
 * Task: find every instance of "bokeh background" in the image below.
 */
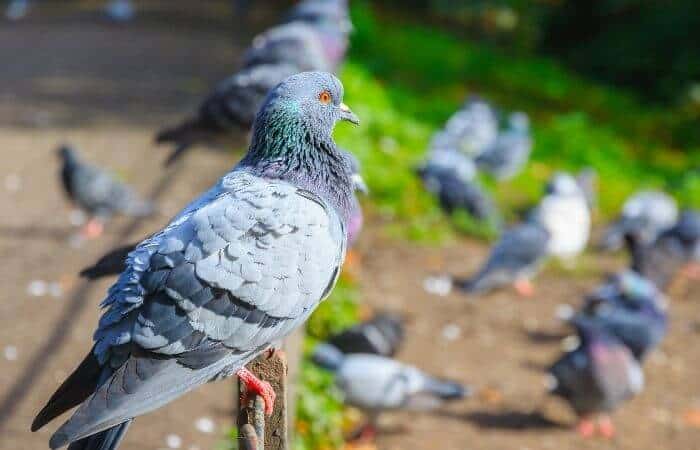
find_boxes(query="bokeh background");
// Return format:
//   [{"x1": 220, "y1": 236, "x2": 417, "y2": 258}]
[{"x1": 0, "y1": 1, "x2": 698, "y2": 450}]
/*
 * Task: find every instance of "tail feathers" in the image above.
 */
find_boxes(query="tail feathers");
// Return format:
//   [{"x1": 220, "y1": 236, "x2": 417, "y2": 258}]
[
  {"x1": 32, "y1": 350, "x2": 101, "y2": 432},
  {"x1": 65, "y1": 421, "x2": 132, "y2": 450},
  {"x1": 425, "y1": 377, "x2": 471, "y2": 400},
  {"x1": 155, "y1": 118, "x2": 201, "y2": 144},
  {"x1": 164, "y1": 143, "x2": 191, "y2": 167}
]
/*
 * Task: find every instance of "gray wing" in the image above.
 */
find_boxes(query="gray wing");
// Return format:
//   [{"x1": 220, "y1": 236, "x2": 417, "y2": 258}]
[
  {"x1": 464, "y1": 222, "x2": 549, "y2": 292},
  {"x1": 200, "y1": 63, "x2": 300, "y2": 130},
  {"x1": 70, "y1": 163, "x2": 151, "y2": 217},
  {"x1": 50, "y1": 172, "x2": 346, "y2": 446}
]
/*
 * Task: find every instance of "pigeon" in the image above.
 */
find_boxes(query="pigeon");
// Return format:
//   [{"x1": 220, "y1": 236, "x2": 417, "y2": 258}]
[
  {"x1": 283, "y1": 0, "x2": 352, "y2": 70},
  {"x1": 475, "y1": 112, "x2": 532, "y2": 180},
  {"x1": 327, "y1": 313, "x2": 405, "y2": 357},
  {"x1": 457, "y1": 220, "x2": 549, "y2": 297},
  {"x1": 155, "y1": 62, "x2": 300, "y2": 165},
  {"x1": 547, "y1": 320, "x2": 644, "y2": 438},
  {"x1": 312, "y1": 343, "x2": 469, "y2": 436},
  {"x1": 439, "y1": 98, "x2": 499, "y2": 158},
  {"x1": 574, "y1": 272, "x2": 668, "y2": 361},
  {"x1": 33, "y1": 72, "x2": 360, "y2": 450},
  {"x1": 532, "y1": 172, "x2": 591, "y2": 261},
  {"x1": 242, "y1": 22, "x2": 330, "y2": 73},
  {"x1": 629, "y1": 209, "x2": 700, "y2": 289},
  {"x1": 601, "y1": 190, "x2": 678, "y2": 251},
  {"x1": 58, "y1": 145, "x2": 155, "y2": 239},
  {"x1": 417, "y1": 149, "x2": 499, "y2": 222}
]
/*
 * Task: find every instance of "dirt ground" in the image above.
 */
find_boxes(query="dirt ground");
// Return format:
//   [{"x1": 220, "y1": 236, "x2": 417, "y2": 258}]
[{"x1": 0, "y1": 2, "x2": 698, "y2": 450}]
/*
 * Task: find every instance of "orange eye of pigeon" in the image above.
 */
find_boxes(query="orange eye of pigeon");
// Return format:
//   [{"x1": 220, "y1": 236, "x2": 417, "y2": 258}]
[{"x1": 319, "y1": 90, "x2": 332, "y2": 105}]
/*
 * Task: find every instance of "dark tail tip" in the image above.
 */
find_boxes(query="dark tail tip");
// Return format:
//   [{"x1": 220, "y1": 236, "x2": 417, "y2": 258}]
[{"x1": 164, "y1": 144, "x2": 190, "y2": 166}]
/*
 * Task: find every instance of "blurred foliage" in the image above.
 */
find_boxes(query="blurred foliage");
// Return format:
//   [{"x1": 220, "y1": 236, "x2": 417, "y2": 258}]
[{"x1": 334, "y1": 1, "x2": 699, "y2": 243}]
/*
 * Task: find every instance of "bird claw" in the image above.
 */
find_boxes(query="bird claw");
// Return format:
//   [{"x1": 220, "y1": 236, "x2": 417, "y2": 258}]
[
  {"x1": 237, "y1": 368, "x2": 276, "y2": 416},
  {"x1": 597, "y1": 416, "x2": 615, "y2": 439},
  {"x1": 576, "y1": 418, "x2": 595, "y2": 438},
  {"x1": 81, "y1": 219, "x2": 104, "y2": 239}
]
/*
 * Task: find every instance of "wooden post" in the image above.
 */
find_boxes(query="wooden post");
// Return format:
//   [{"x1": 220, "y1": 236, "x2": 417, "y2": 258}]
[{"x1": 237, "y1": 352, "x2": 289, "y2": 450}]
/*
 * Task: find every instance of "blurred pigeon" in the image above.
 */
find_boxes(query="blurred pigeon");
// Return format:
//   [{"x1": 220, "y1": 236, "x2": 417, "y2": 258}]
[
  {"x1": 33, "y1": 72, "x2": 360, "y2": 450},
  {"x1": 533, "y1": 172, "x2": 590, "y2": 261},
  {"x1": 629, "y1": 209, "x2": 700, "y2": 289},
  {"x1": 457, "y1": 220, "x2": 549, "y2": 297},
  {"x1": 327, "y1": 313, "x2": 404, "y2": 357},
  {"x1": 104, "y1": 0, "x2": 134, "y2": 22},
  {"x1": 79, "y1": 243, "x2": 138, "y2": 280},
  {"x1": 547, "y1": 320, "x2": 643, "y2": 438},
  {"x1": 417, "y1": 149, "x2": 499, "y2": 223},
  {"x1": 475, "y1": 112, "x2": 532, "y2": 180},
  {"x1": 574, "y1": 272, "x2": 668, "y2": 361},
  {"x1": 283, "y1": 0, "x2": 352, "y2": 70},
  {"x1": 4, "y1": 0, "x2": 29, "y2": 20},
  {"x1": 155, "y1": 62, "x2": 300, "y2": 165},
  {"x1": 243, "y1": 22, "x2": 330, "y2": 72},
  {"x1": 58, "y1": 145, "x2": 154, "y2": 238},
  {"x1": 601, "y1": 190, "x2": 678, "y2": 251},
  {"x1": 575, "y1": 167, "x2": 597, "y2": 211},
  {"x1": 312, "y1": 343, "x2": 470, "y2": 437},
  {"x1": 439, "y1": 98, "x2": 499, "y2": 158}
]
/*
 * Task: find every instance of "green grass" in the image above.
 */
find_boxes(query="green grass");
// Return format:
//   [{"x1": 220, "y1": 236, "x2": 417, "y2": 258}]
[{"x1": 334, "y1": 2, "x2": 700, "y2": 243}]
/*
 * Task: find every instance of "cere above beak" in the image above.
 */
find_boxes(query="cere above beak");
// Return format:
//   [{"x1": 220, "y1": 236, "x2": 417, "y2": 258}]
[{"x1": 339, "y1": 102, "x2": 360, "y2": 125}]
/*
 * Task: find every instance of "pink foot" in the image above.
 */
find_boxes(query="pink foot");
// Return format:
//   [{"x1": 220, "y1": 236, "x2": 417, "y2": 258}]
[
  {"x1": 597, "y1": 416, "x2": 615, "y2": 439},
  {"x1": 81, "y1": 219, "x2": 104, "y2": 239},
  {"x1": 682, "y1": 263, "x2": 700, "y2": 280},
  {"x1": 576, "y1": 418, "x2": 595, "y2": 438},
  {"x1": 514, "y1": 279, "x2": 535, "y2": 298},
  {"x1": 356, "y1": 423, "x2": 377, "y2": 442},
  {"x1": 237, "y1": 368, "x2": 276, "y2": 416}
]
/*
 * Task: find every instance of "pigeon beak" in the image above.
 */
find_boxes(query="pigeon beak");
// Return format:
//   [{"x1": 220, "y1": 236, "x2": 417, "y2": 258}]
[
  {"x1": 351, "y1": 173, "x2": 369, "y2": 194},
  {"x1": 339, "y1": 103, "x2": 359, "y2": 125}
]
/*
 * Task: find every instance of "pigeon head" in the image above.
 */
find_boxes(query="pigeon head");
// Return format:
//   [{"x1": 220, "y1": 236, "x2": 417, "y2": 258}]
[
  {"x1": 252, "y1": 71, "x2": 358, "y2": 148},
  {"x1": 545, "y1": 172, "x2": 581, "y2": 197}
]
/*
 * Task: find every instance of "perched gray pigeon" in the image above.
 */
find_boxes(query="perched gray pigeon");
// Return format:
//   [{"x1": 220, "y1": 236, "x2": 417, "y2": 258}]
[
  {"x1": 312, "y1": 343, "x2": 469, "y2": 434},
  {"x1": 573, "y1": 272, "x2": 668, "y2": 361},
  {"x1": 155, "y1": 62, "x2": 300, "y2": 165},
  {"x1": 58, "y1": 145, "x2": 154, "y2": 238},
  {"x1": 34, "y1": 72, "x2": 360, "y2": 450},
  {"x1": 417, "y1": 149, "x2": 499, "y2": 223},
  {"x1": 327, "y1": 313, "x2": 405, "y2": 357},
  {"x1": 458, "y1": 220, "x2": 549, "y2": 297},
  {"x1": 629, "y1": 209, "x2": 700, "y2": 289},
  {"x1": 547, "y1": 320, "x2": 643, "y2": 438},
  {"x1": 533, "y1": 172, "x2": 591, "y2": 261},
  {"x1": 601, "y1": 190, "x2": 678, "y2": 251},
  {"x1": 475, "y1": 112, "x2": 532, "y2": 180}
]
